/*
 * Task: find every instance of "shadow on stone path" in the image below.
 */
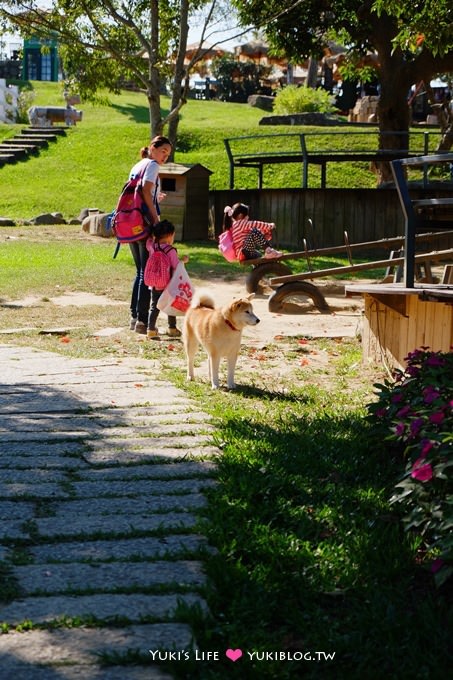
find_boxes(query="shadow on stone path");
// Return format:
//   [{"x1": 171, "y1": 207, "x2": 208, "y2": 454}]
[{"x1": 0, "y1": 345, "x2": 218, "y2": 679}]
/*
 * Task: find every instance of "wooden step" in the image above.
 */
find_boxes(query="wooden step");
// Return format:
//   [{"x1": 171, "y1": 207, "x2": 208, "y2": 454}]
[
  {"x1": 0, "y1": 142, "x2": 39, "y2": 153},
  {"x1": 12, "y1": 135, "x2": 54, "y2": 146},
  {"x1": 6, "y1": 136, "x2": 49, "y2": 148},
  {"x1": 0, "y1": 146, "x2": 32, "y2": 160},
  {"x1": 0, "y1": 154, "x2": 17, "y2": 166},
  {"x1": 0, "y1": 125, "x2": 69, "y2": 170},
  {"x1": 24, "y1": 126, "x2": 68, "y2": 136},
  {"x1": 19, "y1": 131, "x2": 59, "y2": 142}
]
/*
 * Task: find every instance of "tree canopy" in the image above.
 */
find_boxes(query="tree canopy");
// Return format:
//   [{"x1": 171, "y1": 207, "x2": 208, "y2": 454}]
[
  {"x1": 233, "y1": 0, "x2": 453, "y2": 175},
  {"x1": 0, "y1": 0, "x2": 238, "y2": 145}
]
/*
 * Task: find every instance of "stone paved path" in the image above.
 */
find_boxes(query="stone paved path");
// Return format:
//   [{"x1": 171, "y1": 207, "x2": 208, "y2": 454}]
[{"x1": 0, "y1": 345, "x2": 218, "y2": 678}]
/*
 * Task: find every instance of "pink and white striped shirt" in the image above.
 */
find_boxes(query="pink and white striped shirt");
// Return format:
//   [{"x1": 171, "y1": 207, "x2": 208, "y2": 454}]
[{"x1": 230, "y1": 218, "x2": 275, "y2": 260}]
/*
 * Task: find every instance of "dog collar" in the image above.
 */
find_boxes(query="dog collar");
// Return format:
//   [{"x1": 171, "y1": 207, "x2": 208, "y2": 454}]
[{"x1": 224, "y1": 319, "x2": 239, "y2": 332}]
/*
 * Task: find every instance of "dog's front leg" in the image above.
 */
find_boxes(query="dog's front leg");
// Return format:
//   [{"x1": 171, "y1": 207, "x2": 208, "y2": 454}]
[
  {"x1": 184, "y1": 335, "x2": 197, "y2": 382},
  {"x1": 186, "y1": 355, "x2": 195, "y2": 382},
  {"x1": 226, "y1": 354, "x2": 238, "y2": 389},
  {"x1": 209, "y1": 354, "x2": 221, "y2": 389}
]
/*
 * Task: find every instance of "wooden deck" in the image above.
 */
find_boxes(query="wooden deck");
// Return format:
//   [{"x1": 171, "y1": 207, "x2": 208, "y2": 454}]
[{"x1": 346, "y1": 282, "x2": 453, "y2": 369}]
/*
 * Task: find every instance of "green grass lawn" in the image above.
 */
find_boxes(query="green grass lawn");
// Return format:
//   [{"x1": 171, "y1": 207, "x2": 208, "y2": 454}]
[{"x1": 1, "y1": 80, "x2": 440, "y2": 221}]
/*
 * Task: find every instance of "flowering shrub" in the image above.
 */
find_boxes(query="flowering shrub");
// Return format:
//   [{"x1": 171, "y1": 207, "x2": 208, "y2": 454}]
[{"x1": 368, "y1": 348, "x2": 453, "y2": 586}]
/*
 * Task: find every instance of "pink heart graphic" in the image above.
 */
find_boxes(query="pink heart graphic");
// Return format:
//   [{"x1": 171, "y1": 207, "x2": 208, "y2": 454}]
[{"x1": 226, "y1": 648, "x2": 243, "y2": 662}]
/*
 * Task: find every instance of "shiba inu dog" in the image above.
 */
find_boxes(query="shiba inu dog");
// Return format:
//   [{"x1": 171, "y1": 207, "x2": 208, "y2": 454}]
[{"x1": 183, "y1": 291, "x2": 260, "y2": 389}]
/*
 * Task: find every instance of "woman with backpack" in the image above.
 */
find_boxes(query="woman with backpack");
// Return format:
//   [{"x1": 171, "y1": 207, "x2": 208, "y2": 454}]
[
  {"x1": 144, "y1": 220, "x2": 189, "y2": 340},
  {"x1": 129, "y1": 136, "x2": 172, "y2": 334}
]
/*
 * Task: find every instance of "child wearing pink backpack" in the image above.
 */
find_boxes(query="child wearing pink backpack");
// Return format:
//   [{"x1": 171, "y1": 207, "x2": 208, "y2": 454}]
[
  {"x1": 222, "y1": 202, "x2": 282, "y2": 261},
  {"x1": 144, "y1": 220, "x2": 189, "y2": 340}
]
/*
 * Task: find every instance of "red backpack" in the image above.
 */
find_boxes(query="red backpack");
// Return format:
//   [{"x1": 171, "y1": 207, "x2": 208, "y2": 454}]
[
  {"x1": 144, "y1": 243, "x2": 175, "y2": 289},
  {"x1": 112, "y1": 161, "x2": 151, "y2": 243}
]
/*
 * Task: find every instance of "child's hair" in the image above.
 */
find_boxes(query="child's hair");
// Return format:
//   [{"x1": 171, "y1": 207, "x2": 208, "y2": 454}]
[
  {"x1": 152, "y1": 219, "x2": 176, "y2": 241},
  {"x1": 223, "y1": 202, "x2": 249, "y2": 230},
  {"x1": 150, "y1": 135, "x2": 172, "y2": 149},
  {"x1": 140, "y1": 146, "x2": 149, "y2": 158}
]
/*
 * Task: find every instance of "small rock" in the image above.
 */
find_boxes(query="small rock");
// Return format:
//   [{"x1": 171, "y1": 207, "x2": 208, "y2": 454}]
[
  {"x1": 247, "y1": 94, "x2": 275, "y2": 111},
  {"x1": 31, "y1": 213, "x2": 67, "y2": 225},
  {"x1": 259, "y1": 112, "x2": 345, "y2": 126}
]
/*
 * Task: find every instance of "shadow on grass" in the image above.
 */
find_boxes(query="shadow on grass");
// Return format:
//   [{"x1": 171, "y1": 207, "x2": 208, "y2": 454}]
[
  {"x1": 232, "y1": 383, "x2": 318, "y2": 404},
  {"x1": 110, "y1": 101, "x2": 170, "y2": 125}
]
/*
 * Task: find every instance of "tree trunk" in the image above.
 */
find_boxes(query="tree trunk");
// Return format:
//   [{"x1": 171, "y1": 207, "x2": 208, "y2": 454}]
[
  {"x1": 375, "y1": 53, "x2": 411, "y2": 184},
  {"x1": 166, "y1": 0, "x2": 190, "y2": 155},
  {"x1": 429, "y1": 98, "x2": 453, "y2": 153},
  {"x1": 148, "y1": 0, "x2": 163, "y2": 139},
  {"x1": 306, "y1": 57, "x2": 318, "y2": 88}
]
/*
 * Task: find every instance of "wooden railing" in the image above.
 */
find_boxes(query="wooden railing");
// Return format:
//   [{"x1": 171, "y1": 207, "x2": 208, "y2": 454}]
[
  {"x1": 391, "y1": 153, "x2": 453, "y2": 287},
  {"x1": 224, "y1": 130, "x2": 431, "y2": 189}
]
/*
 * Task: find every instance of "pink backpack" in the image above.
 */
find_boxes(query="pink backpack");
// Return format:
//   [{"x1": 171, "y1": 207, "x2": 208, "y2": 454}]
[
  {"x1": 144, "y1": 243, "x2": 175, "y2": 289},
  {"x1": 218, "y1": 229, "x2": 236, "y2": 262},
  {"x1": 113, "y1": 162, "x2": 151, "y2": 243}
]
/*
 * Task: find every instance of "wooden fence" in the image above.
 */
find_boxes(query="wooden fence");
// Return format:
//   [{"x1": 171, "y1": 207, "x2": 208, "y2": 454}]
[{"x1": 209, "y1": 188, "x2": 453, "y2": 251}]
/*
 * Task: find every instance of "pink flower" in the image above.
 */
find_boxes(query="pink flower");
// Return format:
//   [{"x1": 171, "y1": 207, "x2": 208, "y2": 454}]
[
  {"x1": 396, "y1": 405, "x2": 411, "y2": 418},
  {"x1": 429, "y1": 411, "x2": 445, "y2": 425},
  {"x1": 423, "y1": 386, "x2": 440, "y2": 404},
  {"x1": 406, "y1": 349, "x2": 423, "y2": 361},
  {"x1": 426, "y1": 355, "x2": 445, "y2": 367},
  {"x1": 421, "y1": 439, "x2": 434, "y2": 456},
  {"x1": 395, "y1": 422, "x2": 406, "y2": 437},
  {"x1": 431, "y1": 558, "x2": 444, "y2": 574},
  {"x1": 410, "y1": 417, "x2": 424, "y2": 436},
  {"x1": 411, "y1": 457, "x2": 433, "y2": 482},
  {"x1": 406, "y1": 366, "x2": 420, "y2": 377},
  {"x1": 391, "y1": 393, "x2": 403, "y2": 403}
]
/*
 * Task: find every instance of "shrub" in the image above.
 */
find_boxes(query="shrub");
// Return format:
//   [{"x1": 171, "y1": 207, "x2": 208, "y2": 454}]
[
  {"x1": 273, "y1": 84, "x2": 335, "y2": 114},
  {"x1": 368, "y1": 348, "x2": 453, "y2": 587},
  {"x1": 16, "y1": 87, "x2": 35, "y2": 124}
]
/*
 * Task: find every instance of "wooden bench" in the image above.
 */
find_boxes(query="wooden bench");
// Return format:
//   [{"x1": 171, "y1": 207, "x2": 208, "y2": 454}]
[
  {"x1": 224, "y1": 130, "x2": 431, "y2": 189},
  {"x1": 391, "y1": 153, "x2": 453, "y2": 287}
]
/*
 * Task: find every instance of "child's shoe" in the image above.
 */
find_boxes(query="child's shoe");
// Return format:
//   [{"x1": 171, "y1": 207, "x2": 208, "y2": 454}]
[
  {"x1": 167, "y1": 327, "x2": 182, "y2": 338},
  {"x1": 264, "y1": 247, "x2": 283, "y2": 259},
  {"x1": 130, "y1": 317, "x2": 137, "y2": 330},
  {"x1": 147, "y1": 329, "x2": 160, "y2": 340}
]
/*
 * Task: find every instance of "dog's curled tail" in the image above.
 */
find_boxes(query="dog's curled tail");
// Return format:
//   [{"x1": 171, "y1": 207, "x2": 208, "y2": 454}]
[{"x1": 190, "y1": 289, "x2": 215, "y2": 310}]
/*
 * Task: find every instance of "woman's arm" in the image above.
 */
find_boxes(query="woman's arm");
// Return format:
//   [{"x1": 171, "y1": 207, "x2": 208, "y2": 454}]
[
  {"x1": 142, "y1": 180, "x2": 160, "y2": 224},
  {"x1": 142, "y1": 160, "x2": 160, "y2": 224}
]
